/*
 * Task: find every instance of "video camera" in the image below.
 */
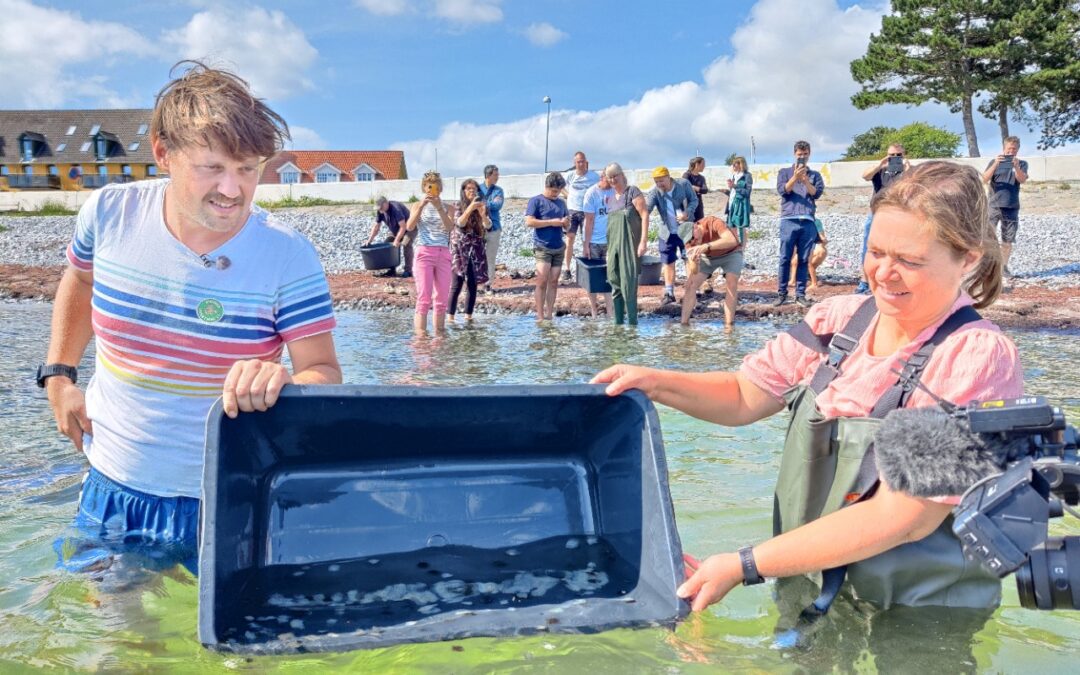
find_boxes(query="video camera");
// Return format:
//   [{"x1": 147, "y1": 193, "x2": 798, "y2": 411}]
[{"x1": 950, "y1": 397, "x2": 1080, "y2": 610}]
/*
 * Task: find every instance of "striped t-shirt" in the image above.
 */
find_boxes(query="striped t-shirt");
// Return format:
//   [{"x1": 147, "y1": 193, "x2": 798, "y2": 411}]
[
  {"x1": 414, "y1": 202, "x2": 450, "y2": 247},
  {"x1": 67, "y1": 179, "x2": 336, "y2": 497}
]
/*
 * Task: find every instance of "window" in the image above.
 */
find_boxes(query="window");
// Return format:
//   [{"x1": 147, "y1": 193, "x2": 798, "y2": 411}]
[
  {"x1": 66, "y1": 126, "x2": 77, "y2": 136},
  {"x1": 48, "y1": 165, "x2": 58, "y2": 176},
  {"x1": 137, "y1": 124, "x2": 148, "y2": 135},
  {"x1": 354, "y1": 171, "x2": 374, "y2": 182},
  {"x1": 0, "y1": 166, "x2": 8, "y2": 176},
  {"x1": 21, "y1": 138, "x2": 35, "y2": 161},
  {"x1": 281, "y1": 170, "x2": 300, "y2": 184},
  {"x1": 56, "y1": 143, "x2": 67, "y2": 152},
  {"x1": 95, "y1": 137, "x2": 111, "y2": 160},
  {"x1": 129, "y1": 141, "x2": 140, "y2": 152},
  {"x1": 89, "y1": 124, "x2": 100, "y2": 136},
  {"x1": 122, "y1": 164, "x2": 132, "y2": 176},
  {"x1": 315, "y1": 170, "x2": 339, "y2": 183},
  {"x1": 24, "y1": 165, "x2": 34, "y2": 175},
  {"x1": 98, "y1": 165, "x2": 108, "y2": 176},
  {"x1": 80, "y1": 142, "x2": 91, "y2": 152},
  {"x1": 148, "y1": 165, "x2": 157, "y2": 176}
]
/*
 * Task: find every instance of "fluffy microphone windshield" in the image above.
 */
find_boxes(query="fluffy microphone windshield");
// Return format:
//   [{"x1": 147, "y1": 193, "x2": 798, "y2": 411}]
[{"x1": 874, "y1": 407, "x2": 1026, "y2": 497}]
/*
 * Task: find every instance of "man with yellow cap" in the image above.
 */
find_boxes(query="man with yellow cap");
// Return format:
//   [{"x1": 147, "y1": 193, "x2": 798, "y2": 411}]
[{"x1": 645, "y1": 166, "x2": 698, "y2": 304}]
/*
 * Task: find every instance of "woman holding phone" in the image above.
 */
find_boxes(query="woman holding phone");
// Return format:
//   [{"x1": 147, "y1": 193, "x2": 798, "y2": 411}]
[
  {"x1": 448, "y1": 179, "x2": 490, "y2": 322},
  {"x1": 405, "y1": 171, "x2": 456, "y2": 334}
]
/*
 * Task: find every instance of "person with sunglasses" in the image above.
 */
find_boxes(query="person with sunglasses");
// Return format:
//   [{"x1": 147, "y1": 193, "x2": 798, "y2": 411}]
[{"x1": 856, "y1": 144, "x2": 910, "y2": 294}]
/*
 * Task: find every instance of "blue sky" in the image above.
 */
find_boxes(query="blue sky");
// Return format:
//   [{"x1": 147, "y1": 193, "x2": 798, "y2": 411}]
[{"x1": 2, "y1": 0, "x2": 1074, "y2": 177}]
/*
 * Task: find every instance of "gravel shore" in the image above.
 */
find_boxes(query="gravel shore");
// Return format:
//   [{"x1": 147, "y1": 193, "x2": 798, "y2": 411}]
[{"x1": 3, "y1": 189, "x2": 1077, "y2": 288}]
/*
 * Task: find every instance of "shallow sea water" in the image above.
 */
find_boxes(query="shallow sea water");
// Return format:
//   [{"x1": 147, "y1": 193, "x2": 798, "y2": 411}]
[{"x1": 1, "y1": 302, "x2": 1078, "y2": 672}]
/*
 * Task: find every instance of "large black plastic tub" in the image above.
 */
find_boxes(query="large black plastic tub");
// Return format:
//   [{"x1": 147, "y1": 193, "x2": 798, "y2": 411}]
[
  {"x1": 199, "y1": 385, "x2": 686, "y2": 654},
  {"x1": 576, "y1": 257, "x2": 611, "y2": 294},
  {"x1": 359, "y1": 242, "x2": 400, "y2": 270}
]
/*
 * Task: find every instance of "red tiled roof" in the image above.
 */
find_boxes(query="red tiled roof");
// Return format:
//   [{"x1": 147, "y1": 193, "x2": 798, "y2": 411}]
[{"x1": 261, "y1": 150, "x2": 406, "y2": 183}]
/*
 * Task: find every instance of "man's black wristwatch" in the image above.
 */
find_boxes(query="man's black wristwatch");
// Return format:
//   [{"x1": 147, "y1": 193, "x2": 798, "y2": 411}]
[
  {"x1": 738, "y1": 546, "x2": 765, "y2": 586},
  {"x1": 36, "y1": 363, "x2": 78, "y2": 388}
]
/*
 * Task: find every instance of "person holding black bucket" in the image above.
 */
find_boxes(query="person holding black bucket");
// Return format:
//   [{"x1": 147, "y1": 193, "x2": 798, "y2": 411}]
[
  {"x1": 593, "y1": 163, "x2": 1023, "y2": 629},
  {"x1": 368, "y1": 196, "x2": 413, "y2": 278},
  {"x1": 43, "y1": 61, "x2": 342, "y2": 577},
  {"x1": 581, "y1": 170, "x2": 615, "y2": 318}
]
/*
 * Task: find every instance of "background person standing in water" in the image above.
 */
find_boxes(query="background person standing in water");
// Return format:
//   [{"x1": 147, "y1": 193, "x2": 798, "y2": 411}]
[{"x1": 44, "y1": 61, "x2": 341, "y2": 575}]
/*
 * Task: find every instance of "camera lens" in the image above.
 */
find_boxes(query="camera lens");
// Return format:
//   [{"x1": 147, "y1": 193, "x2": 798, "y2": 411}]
[{"x1": 1016, "y1": 536, "x2": 1080, "y2": 609}]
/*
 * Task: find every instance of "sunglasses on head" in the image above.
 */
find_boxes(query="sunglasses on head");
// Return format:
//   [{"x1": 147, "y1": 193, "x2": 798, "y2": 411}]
[{"x1": 888, "y1": 153, "x2": 904, "y2": 157}]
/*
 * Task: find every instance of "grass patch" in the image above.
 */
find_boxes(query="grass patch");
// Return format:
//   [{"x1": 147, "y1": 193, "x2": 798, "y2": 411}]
[
  {"x1": 3, "y1": 200, "x2": 78, "y2": 216},
  {"x1": 647, "y1": 228, "x2": 658, "y2": 242},
  {"x1": 746, "y1": 229, "x2": 765, "y2": 241},
  {"x1": 407, "y1": 195, "x2": 419, "y2": 203},
  {"x1": 517, "y1": 247, "x2": 534, "y2": 258},
  {"x1": 1059, "y1": 183, "x2": 1071, "y2": 190},
  {"x1": 255, "y1": 195, "x2": 358, "y2": 209}
]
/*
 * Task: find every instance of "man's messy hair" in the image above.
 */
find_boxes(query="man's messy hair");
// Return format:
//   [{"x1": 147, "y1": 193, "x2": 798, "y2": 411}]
[{"x1": 151, "y1": 60, "x2": 290, "y2": 159}]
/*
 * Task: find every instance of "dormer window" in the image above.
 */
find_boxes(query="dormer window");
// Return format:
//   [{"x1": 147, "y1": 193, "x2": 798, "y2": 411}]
[
  {"x1": 18, "y1": 132, "x2": 46, "y2": 162},
  {"x1": 352, "y1": 162, "x2": 378, "y2": 182},
  {"x1": 93, "y1": 131, "x2": 120, "y2": 161}
]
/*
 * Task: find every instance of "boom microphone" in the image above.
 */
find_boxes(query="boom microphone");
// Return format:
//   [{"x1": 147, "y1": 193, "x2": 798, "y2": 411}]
[{"x1": 874, "y1": 407, "x2": 1030, "y2": 498}]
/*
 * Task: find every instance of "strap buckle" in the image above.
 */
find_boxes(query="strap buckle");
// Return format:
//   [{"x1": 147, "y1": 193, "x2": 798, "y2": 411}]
[
  {"x1": 896, "y1": 353, "x2": 930, "y2": 391},
  {"x1": 826, "y1": 332, "x2": 858, "y2": 369}
]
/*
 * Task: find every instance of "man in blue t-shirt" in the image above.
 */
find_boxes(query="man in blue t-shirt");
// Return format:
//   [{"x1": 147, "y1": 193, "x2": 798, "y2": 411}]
[
  {"x1": 479, "y1": 164, "x2": 505, "y2": 294},
  {"x1": 525, "y1": 172, "x2": 569, "y2": 321},
  {"x1": 774, "y1": 140, "x2": 825, "y2": 308},
  {"x1": 368, "y1": 196, "x2": 413, "y2": 277},
  {"x1": 981, "y1": 136, "x2": 1029, "y2": 277}
]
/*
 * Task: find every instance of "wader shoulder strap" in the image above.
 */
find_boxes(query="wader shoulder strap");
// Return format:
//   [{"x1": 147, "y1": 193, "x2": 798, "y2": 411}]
[
  {"x1": 868, "y1": 305, "x2": 983, "y2": 419},
  {"x1": 785, "y1": 296, "x2": 878, "y2": 395}
]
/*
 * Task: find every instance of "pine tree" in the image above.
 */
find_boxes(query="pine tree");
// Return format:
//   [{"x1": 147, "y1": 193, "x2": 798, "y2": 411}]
[{"x1": 851, "y1": 0, "x2": 994, "y2": 157}]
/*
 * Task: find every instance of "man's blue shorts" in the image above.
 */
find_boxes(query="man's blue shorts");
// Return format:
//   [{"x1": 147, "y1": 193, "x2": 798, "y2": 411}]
[
  {"x1": 54, "y1": 467, "x2": 200, "y2": 577},
  {"x1": 657, "y1": 233, "x2": 686, "y2": 264}
]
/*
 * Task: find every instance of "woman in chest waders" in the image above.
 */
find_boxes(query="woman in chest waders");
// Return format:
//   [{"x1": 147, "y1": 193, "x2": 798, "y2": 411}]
[
  {"x1": 602, "y1": 163, "x2": 651, "y2": 325},
  {"x1": 593, "y1": 163, "x2": 1024, "y2": 631}
]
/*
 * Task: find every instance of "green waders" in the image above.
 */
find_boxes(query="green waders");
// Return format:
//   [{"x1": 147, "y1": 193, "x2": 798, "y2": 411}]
[
  {"x1": 606, "y1": 205, "x2": 641, "y2": 325},
  {"x1": 773, "y1": 297, "x2": 1001, "y2": 609}
]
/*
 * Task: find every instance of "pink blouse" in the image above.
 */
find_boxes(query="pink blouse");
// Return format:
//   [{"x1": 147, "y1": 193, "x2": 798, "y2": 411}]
[{"x1": 741, "y1": 293, "x2": 1025, "y2": 503}]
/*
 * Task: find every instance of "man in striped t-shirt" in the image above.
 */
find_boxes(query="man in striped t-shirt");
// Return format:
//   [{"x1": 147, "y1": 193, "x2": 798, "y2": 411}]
[{"x1": 43, "y1": 62, "x2": 342, "y2": 575}]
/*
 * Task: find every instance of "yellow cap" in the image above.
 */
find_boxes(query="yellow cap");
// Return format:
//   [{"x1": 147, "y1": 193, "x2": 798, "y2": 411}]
[{"x1": 652, "y1": 166, "x2": 670, "y2": 179}]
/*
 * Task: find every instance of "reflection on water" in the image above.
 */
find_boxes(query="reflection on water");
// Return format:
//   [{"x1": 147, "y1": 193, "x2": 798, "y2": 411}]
[{"x1": 1, "y1": 302, "x2": 1078, "y2": 671}]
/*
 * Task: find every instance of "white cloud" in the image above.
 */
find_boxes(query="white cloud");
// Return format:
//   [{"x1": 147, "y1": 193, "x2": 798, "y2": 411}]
[
  {"x1": 354, "y1": 0, "x2": 411, "y2": 16},
  {"x1": 524, "y1": 22, "x2": 567, "y2": 48},
  {"x1": 0, "y1": 0, "x2": 158, "y2": 108},
  {"x1": 163, "y1": 6, "x2": 318, "y2": 100},
  {"x1": 285, "y1": 125, "x2": 327, "y2": 150},
  {"x1": 433, "y1": 0, "x2": 503, "y2": 25},
  {"x1": 394, "y1": 0, "x2": 1002, "y2": 177}
]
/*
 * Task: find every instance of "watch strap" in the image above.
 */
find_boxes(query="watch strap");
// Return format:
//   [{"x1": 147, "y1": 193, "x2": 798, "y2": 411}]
[
  {"x1": 36, "y1": 363, "x2": 78, "y2": 388},
  {"x1": 738, "y1": 546, "x2": 765, "y2": 586}
]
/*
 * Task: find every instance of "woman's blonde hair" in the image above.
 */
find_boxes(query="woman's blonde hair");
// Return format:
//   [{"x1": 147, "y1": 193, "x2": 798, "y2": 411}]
[
  {"x1": 870, "y1": 161, "x2": 1002, "y2": 308},
  {"x1": 151, "y1": 61, "x2": 289, "y2": 159},
  {"x1": 731, "y1": 156, "x2": 747, "y2": 171}
]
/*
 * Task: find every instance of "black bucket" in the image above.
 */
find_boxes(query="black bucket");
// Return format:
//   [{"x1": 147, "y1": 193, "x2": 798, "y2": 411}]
[
  {"x1": 575, "y1": 257, "x2": 611, "y2": 294},
  {"x1": 199, "y1": 384, "x2": 687, "y2": 654},
  {"x1": 359, "y1": 242, "x2": 400, "y2": 271},
  {"x1": 638, "y1": 256, "x2": 662, "y2": 285}
]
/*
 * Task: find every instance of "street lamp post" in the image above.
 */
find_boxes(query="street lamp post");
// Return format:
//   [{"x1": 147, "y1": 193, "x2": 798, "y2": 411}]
[{"x1": 542, "y1": 95, "x2": 551, "y2": 174}]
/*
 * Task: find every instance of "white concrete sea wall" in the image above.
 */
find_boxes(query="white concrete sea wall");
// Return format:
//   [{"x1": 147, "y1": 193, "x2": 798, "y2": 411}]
[{"x1": 2, "y1": 155, "x2": 1079, "y2": 211}]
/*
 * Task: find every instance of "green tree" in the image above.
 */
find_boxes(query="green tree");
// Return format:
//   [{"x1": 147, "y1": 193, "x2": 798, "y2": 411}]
[
  {"x1": 723, "y1": 152, "x2": 739, "y2": 166},
  {"x1": 840, "y1": 122, "x2": 961, "y2": 160},
  {"x1": 885, "y1": 122, "x2": 962, "y2": 157},
  {"x1": 851, "y1": 0, "x2": 994, "y2": 157},
  {"x1": 842, "y1": 126, "x2": 897, "y2": 159},
  {"x1": 1009, "y1": 1, "x2": 1080, "y2": 148}
]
